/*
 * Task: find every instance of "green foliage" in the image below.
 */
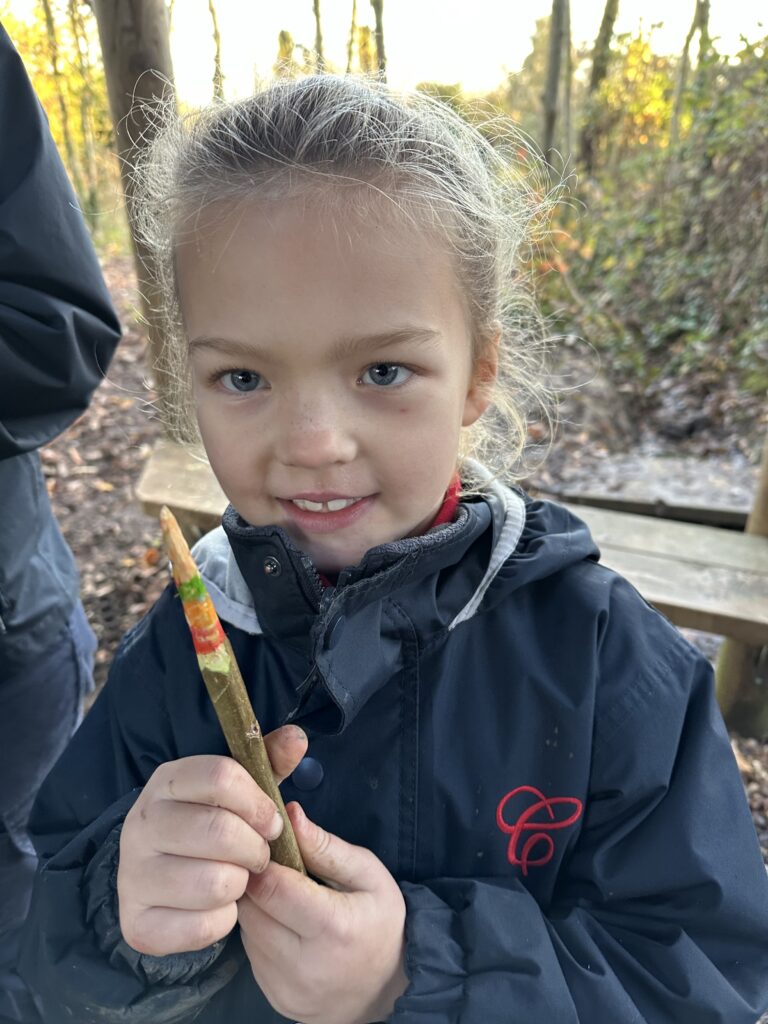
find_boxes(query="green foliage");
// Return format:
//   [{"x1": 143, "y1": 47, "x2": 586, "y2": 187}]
[
  {"x1": 3, "y1": 2, "x2": 123, "y2": 251},
  {"x1": 533, "y1": 32, "x2": 768, "y2": 397}
]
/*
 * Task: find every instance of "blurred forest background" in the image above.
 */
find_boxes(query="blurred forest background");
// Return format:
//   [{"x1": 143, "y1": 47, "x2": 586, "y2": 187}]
[{"x1": 3, "y1": 0, "x2": 767, "y2": 403}]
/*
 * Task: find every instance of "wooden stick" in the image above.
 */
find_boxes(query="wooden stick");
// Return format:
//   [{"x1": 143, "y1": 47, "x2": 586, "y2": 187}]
[{"x1": 159, "y1": 506, "x2": 306, "y2": 874}]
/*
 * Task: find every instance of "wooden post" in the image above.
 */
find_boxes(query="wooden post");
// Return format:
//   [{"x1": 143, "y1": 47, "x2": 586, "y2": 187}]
[
  {"x1": 716, "y1": 434, "x2": 768, "y2": 737},
  {"x1": 91, "y1": 0, "x2": 176, "y2": 413}
]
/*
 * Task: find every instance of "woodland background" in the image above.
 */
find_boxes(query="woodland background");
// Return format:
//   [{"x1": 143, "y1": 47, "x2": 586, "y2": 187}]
[{"x1": 2, "y1": 1, "x2": 767, "y2": 862}]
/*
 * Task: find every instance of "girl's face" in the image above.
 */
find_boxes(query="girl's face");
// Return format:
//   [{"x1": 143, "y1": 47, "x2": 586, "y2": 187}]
[{"x1": 177, "y1": 197, "x2": 494, "y2": 574}]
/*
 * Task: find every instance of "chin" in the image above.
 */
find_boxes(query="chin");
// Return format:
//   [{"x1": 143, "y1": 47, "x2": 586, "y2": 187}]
[{"x1": 311, "y1": 550, "x2": 360, "y2": 575}]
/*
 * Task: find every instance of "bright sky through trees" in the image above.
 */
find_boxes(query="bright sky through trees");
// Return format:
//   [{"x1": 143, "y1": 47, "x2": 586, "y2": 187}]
[
  {"x1": 4, "y1": 0, "x2": 765, "y2": 103},
  {"x1": 165, "y1": 0, "x2": 764, "y2": 103}
]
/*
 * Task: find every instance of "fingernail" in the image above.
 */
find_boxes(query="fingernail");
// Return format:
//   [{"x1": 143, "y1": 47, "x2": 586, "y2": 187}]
[{"x1": 267, "y1": 811, "x2": 284, "y2": 841}]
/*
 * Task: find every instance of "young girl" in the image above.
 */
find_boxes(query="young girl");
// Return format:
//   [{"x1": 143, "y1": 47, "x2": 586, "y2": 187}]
[{"x1": 19, "y1": 75, "x2": 768, "y2": 1024}]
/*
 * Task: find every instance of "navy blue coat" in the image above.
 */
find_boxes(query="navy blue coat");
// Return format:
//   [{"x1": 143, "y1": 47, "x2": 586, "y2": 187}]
[
  {"x1": 0, "y1": 22, "x2": 121, "y2": 668},
  {"x1": 19, "y1": 480, "x2": 768, "y2": 1022}
]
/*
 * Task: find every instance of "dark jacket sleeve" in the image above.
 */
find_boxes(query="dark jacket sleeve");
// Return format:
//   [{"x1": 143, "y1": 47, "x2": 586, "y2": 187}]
[
  {"x1": 18, "y1": 590, "x2": 245, "y2": 1023},
  {"x1": 392, "y1": 598, "x2": 768, "y2": 1022},
  {"x1": 0, "y1": 22, "x2": 122, "y2": 459}
]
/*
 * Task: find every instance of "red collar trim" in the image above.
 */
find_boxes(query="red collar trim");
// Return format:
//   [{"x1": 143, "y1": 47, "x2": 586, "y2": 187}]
[
  {"x1": 317, "y1": 473, "x2": 462, "y2": 589},
  {"x1": 428, "y1": 472, "x2": 462, "y2": 530}
]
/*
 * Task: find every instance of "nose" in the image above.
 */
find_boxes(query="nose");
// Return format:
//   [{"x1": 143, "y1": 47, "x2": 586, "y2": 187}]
[{"x1": 274, "y1": 391, "x2": 358, "y2": 469}]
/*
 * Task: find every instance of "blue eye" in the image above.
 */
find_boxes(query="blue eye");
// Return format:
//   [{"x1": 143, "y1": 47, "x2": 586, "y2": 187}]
[
  {"x1": 361, "y1": 363, "x2": 412, "y2": 387},
  {"x1": 220, "y1": 370, "x2": 263, "y2": 393}
]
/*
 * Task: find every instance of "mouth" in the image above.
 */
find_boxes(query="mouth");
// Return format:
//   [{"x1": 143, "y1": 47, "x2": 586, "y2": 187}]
[
  {"x1": 288, "y1": 497, "x2": 361, "y2": 513},
  {"x1": 277, "y1": 494, "x2": 376, "y2": 534}
]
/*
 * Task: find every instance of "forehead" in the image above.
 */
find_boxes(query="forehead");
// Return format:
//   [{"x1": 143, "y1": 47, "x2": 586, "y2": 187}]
[{"x1": 174, "y1": 195, "x2": 470, "y2": 346}]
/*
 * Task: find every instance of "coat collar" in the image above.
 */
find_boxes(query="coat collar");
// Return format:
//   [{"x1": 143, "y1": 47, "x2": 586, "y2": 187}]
[{"x1": 221, "y1": 499, "x2": 495, "y2": 733}]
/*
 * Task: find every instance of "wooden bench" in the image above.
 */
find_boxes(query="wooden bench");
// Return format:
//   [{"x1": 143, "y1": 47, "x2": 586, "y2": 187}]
[
  {"x1": 565, "y1": 504, "x2": 768, "y2": 647},
  {"x1": 136, "y1": 440, "x2": 768, "y2": 647},
  {"x1": 137, "y1": 438, "x2": 226, "y2": 541}
]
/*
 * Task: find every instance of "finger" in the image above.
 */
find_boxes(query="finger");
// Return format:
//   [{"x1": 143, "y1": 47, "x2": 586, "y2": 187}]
[
  {"x1": 263, "y1": 725, "x2": 308, "y2": 785},
  {"x1": 137, "y1": 799, "x2": 273, "y2": 872},
  {"x1": 289, "y1": 802, "x2": 384, "y2": 893},
  {"x1": 244, "y1": 860, "x2": 333, "y2": 939},
  {"x1": 237, "y1": 893, "x2": 300, "y2": 963},
  {"x1": 122, "y1": 853, "x2": 249, "y2": 911},
  {"x1": 122, "y1": 903, "x2": 237, "y2": 957},
  {"x1": 237, "y1": 899, "x2": 302, "y2": 1019},
  {"x1": 149, "y1": 756, "x2": 284, "y2": 839}
]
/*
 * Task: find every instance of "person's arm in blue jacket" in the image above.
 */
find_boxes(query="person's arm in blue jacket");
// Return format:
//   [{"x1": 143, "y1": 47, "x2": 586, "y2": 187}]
[{"x1": 0, "y1": 21, "x2": 121, "y2": 460}]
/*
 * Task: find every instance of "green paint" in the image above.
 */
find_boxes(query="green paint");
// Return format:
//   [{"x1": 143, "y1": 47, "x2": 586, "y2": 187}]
[
  {"x1": 178, "y1": 575, "x2": 206, "y2": 602},
  {"x1": 199, "y1": 647, "x2": 231, "y2": 674}
]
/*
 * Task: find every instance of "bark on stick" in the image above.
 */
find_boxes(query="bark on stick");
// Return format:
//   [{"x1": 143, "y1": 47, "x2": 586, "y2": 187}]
[{"x1": 160, "y1": 505, "x2": 306, "y2": 874}]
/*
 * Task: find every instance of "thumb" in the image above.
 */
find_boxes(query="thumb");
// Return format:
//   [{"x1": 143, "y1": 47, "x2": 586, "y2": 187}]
[
  {"x1": 288, "y1": 802, "x2": 384, "y2": 893},
  {"x1": 263, "y1": 725, "x2": 308, "y2": 784}
]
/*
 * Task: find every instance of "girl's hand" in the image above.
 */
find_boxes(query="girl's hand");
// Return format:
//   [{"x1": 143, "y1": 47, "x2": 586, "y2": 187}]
[
  {"x1": 238, "y1": 802, "x2": 408, "y2": 1024},
  {"x1": 117, "y1": 725, "x2": 308, "y2": 956}
]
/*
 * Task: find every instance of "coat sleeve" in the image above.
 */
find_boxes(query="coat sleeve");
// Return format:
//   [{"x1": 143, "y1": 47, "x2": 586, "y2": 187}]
[
  {"x1": 0, "y1": 22, "x2": 122, "y2": 459},
  {"x1": 392, "y1": 601, "x2": 768, "y2": 1022},
  {"x1": 18, "y1": 590, "x2": 245, "y2": 1023}
]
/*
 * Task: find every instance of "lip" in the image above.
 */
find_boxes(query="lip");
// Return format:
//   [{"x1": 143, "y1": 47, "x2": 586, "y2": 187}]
[
  {"x1": 285, "y1": 492, "x2": 359, "y2": 502},
  {"x1": 278, "y1": 495, "x2": 376, "y2": 534}
]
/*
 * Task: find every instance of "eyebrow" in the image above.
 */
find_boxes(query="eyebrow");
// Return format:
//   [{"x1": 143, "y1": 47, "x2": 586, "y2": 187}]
[{"x1": 187, "y1": 327, "x2": 442, "y2": 362}]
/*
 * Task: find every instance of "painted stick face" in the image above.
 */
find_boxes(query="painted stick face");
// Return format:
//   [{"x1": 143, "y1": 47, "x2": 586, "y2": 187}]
[
  {"x1": 160, "y1": 507, "x2": 229, "y2": 671},
  {"x1": 177, "y1": 574, "x2": 227, "y2": 658}
]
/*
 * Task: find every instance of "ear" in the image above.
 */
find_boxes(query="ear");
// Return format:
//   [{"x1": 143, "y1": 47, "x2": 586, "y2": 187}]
[{"x1": 462, "y1": 323, "x2": 501, "y2": 427}]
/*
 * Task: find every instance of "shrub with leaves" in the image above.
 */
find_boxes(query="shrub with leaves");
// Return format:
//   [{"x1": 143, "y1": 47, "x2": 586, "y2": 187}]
[{"x1": 537, "y1": 33, "x2": 768, "y2": 397}]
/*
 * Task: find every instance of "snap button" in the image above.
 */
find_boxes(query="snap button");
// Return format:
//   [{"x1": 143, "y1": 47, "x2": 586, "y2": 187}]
[
  {"x1": 327, "y1": 614, "x2": 345, "y2": 649},
  {"x1": 291, "y1": 756, "x2": 324, "y2": 791},
  {"x1": 263, "y1": 555, "x2": 281, "y2": 577}
]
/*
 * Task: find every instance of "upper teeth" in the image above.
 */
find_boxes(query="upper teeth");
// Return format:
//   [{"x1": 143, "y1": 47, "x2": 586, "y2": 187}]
[{"x1": 291, "y1": 498, "x2": 359, "y2": 513}]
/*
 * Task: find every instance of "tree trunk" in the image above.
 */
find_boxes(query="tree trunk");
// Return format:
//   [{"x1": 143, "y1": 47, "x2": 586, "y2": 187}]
[
  {"x1": 67, "y1": 0, "x2": 98, "y2": 227},
  {"x1": 313, "y1": 0, "x2": 324, "y2": 70},
  {"x1": 670, "y1": 0, "x2": 710, "y2": 150},
  {"x1": 561, "y1": 0, "x2": 573, "y2": 164},
  {"x1": 370, "y1": 0, "x2": 386, "y2": 79},
  {"x1": 208, "y1": 0, "x2": 224, "y2": 100},
  {"x1": 541, "y1": 0, "x2": 565, "y2": 169},
  {"x1": 91, "y1": 0, "x2": 176, "y2": 411},
  {"x1": 346, "y1": 0, "x2": 357, "y2": 74},
  {"x1": 696, "y1": 0, "x2": 710, "y2": 66},
  {"x1": 578, "y1": 0, "x2": 620, "y2": 173},
  {"x1": 716, "y1": 434, "x2": 768, "y2": 738},
  {"x1": 40, "y1": 0, "x2": 85, "y2": 203}
]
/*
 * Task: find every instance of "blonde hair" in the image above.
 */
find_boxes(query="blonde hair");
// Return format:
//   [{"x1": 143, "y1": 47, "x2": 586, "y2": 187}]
[{"x1": 134, "y1": 74, "x2": 558, "y2": 484}]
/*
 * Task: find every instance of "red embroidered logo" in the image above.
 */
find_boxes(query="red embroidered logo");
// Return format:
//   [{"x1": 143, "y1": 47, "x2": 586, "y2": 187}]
[{"x1": 496, "y1": 786, "x2": 583, "y2": 875}]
